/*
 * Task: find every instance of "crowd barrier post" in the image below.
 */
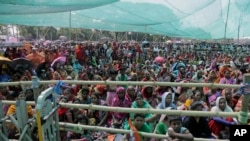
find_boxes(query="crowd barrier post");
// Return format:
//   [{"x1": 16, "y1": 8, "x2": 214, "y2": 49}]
[
  {"x1": 36, "y1": 87, "x2": 60, "y2": 141},
  {"x1": 239, "y1": 74, "x2": 250, "y2": 124},
  {"x1": 16, "y1": 99, "x2": 32, "y2": 141},
  {"x1": 0, "y1": 100, "x2": 8, "y2": 141},
  {"x1": 32, "y1": 76, "x2": 40, "y2": 103}
]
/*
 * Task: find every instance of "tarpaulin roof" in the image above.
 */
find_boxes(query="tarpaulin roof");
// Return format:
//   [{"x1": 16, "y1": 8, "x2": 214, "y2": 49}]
[{"x1": 0, "y1": 0, "x2": 250, "y2": 39}]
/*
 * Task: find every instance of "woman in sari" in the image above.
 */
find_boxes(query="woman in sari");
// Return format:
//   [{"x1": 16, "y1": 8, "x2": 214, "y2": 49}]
[
  {"x1": 111, "y1": 87, "x2": 131, "y2": 129},
  {"x1": 209, "y1": 97, "x2": 237, "y2": 139},
  {"x1": 88, "y1": 92, "x2": 109, "y2": 126},
  {"x1": 141, "y1": 86, "x2": 159, "y2": 108},
  {"x1": 203, "y1": 70, "x2": 218, "y2": 96},
  {"x1": 106, "y1": 69, "x2": 118, "y2": 106},
  {"x1": 129, "y1": 94, "x2": 157, "y2": 131},
  {"x1": 157, "y1": 92, "x2": 177, "y2": 110}
]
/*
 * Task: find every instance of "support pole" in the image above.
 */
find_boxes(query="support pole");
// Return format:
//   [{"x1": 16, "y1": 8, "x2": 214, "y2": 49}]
[
  {"x1": 31, "y1": 76, "x2": 40, "y2": 103},
  {"x1": 0, "y1": 101, "x2": 8, "y2": 141},
  {"x1": 69, "y1": 11, "x2": 72, "y2": 47},
  {"x1": 238, "y1": 74, "x2": 250, "y2": 124},
  {"x1": 224, "y1": 0, "x2": 231, "y2": 39}
]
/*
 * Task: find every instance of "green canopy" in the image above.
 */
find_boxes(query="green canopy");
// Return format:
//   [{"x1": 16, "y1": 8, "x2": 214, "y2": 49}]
[{"x1": 0, "y1": 0, "x2": 250, "y2": 39}]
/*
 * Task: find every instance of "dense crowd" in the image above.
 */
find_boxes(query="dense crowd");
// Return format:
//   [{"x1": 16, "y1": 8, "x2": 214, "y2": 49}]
[{"x1": 0, "y1": 41, "x2": 250, "y2": 141}]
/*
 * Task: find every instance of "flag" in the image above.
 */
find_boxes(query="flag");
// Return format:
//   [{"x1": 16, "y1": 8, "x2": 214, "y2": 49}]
[{"x1": 54, "y1": 80, "x2": 66, "y2": 95}]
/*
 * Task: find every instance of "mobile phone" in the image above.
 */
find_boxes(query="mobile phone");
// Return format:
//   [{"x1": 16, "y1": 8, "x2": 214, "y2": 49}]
[{"x1": 243, "y1": 74, "x2": 250, "y2": 84}]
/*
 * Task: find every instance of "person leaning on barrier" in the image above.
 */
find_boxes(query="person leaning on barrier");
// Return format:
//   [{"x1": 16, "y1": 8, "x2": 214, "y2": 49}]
[{"x1": 167, "y1": 116, "x2": 194, "y2": 141}]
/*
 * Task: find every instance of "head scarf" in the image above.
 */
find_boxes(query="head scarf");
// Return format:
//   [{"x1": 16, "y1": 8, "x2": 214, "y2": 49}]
[
  {"x1": 157, "y1": 92, "x2": 176, "y2": 109},
  {"x1": 116, "y1": 86, "x2": 125, "y2": 94},
  {"x1": 211, "y1": 97, "x2": 233, "y2": 113}
]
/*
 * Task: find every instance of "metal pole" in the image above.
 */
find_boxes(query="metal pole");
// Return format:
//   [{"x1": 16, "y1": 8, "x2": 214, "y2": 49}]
[
  {"x1": 237, "y1": 13, "x2": 242, "y2": 43},
  {"x1": 224, "y1": 0, "x2": 231, "y2": 39},
  {"x1": 69, "y1": 11, "x2": 71, "y2": 44},
  {"x1": 32, "y1": 76, "x2": 40, "y2": 103},
  {"x1": 239, "y1": 74, "x2": 250, "y2": 124}
]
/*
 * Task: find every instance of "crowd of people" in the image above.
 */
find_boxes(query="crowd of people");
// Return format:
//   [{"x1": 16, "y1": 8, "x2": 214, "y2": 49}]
[{"x1": 0, "y1": 40, "x2": 250, "y2": 141}]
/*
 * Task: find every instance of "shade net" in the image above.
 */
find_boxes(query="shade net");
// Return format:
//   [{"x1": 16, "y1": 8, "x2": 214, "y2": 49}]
[{"x1": 0, "y1": 0, "x2": 250, "y2": 39}]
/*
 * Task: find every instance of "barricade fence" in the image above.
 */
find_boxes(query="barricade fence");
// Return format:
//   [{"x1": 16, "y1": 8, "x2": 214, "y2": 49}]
[
  {"x1": 4, "y1": 120, "x2": 228, "y2": 141},
  {"x1": 0, "y1": 80, "x2": 244, "y2": 141},
  {"x1": 3, "y1": 100, "x2": 250, "y2": 118},
  {"x1": 0, "y1": 80, "x2": 241, "y2": 88}
]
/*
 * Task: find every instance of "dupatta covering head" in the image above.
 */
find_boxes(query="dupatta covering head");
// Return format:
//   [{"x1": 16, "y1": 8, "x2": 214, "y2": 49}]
[
  {"x1": 116, "y1": 86, "x2": 125, "y2": 94},
  {"x1": 158, "y1": 92, "x2": 176, "y2": 109}
]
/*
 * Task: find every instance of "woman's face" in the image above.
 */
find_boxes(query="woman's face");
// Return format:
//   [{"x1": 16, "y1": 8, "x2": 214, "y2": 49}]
[
  {"x1": 136, "y1": 96, "x2": 144, "y2": 107},
  {"x1": 219, "y1": 98, "x2": 226, "y2": 111},
  {"x1": 90, "y1": 94, "x2": 98, "y2": 104},
  {"x1": 225, "y1": 90, "x2": 232, "y2": 101},
  {"x1": 224, "y1": 71, "x2": 230, "y2": 78},
  {"x1": 165, "y1": 94, "x2": 172, "y2": 105},
  {"x1": 117, "y1": 90, "x2": 125, "y2": 99}
]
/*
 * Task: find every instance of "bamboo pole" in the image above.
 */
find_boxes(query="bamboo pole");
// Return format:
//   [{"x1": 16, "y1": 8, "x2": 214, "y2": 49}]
[
  {"x1": 59, "y1": 122, "x2": 228, "y2": 141},
  {"x1": 59, "y1": 103, "x2": 250, "y2": 118},
  {"x1": 2, "y1": 101, "x2": 250, "y2": 118},
  {"x1": 239, "y1": 74, "x2": 250, "y2": 124},
  {"x1": 4, "y1": 120, "x2": 227, "y2": 141},
  {"x1": 0, "y1": 80, "x2": 241, "y2": 88}
]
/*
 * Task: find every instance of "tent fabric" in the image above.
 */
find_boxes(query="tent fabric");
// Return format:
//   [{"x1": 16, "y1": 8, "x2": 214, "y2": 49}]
[{"x1": 0, "y1": 0, "x2": 250, "y2": 39}]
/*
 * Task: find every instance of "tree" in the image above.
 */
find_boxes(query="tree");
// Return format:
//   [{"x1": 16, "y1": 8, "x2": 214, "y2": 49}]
[{"x1": 0, "y1": 24, "x2": 7, "y2": 35}]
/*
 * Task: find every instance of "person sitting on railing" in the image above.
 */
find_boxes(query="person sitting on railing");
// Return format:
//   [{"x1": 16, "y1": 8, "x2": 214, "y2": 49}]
[{"x1": 208, "y1": 96, "x2": 237, "y2": 139}]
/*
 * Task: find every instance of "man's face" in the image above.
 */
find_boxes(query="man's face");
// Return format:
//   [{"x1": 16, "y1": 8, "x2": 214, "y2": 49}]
[
  {"x1": 134, "y1": 116, "x2": 144, "y2": 129},
  {"x1": 127, "y1": 88, "x2": 136, "y2": 98},
  {"x1": 170, "y1": 120, "x2": 181, "y2": 133}
]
